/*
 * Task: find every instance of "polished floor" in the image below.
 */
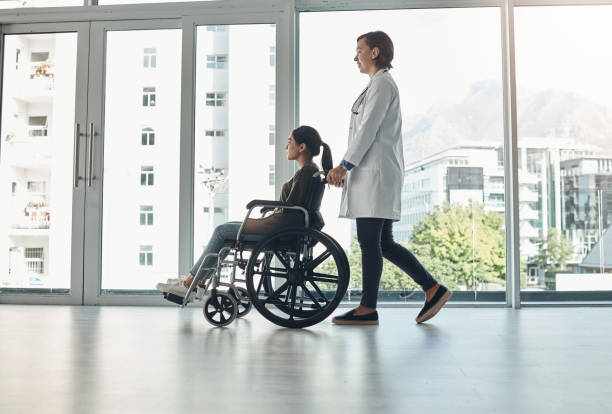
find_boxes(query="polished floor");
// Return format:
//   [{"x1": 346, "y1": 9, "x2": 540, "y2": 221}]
[{"x1": 1, "y1": 305, "x2": 611, "y2": 414}]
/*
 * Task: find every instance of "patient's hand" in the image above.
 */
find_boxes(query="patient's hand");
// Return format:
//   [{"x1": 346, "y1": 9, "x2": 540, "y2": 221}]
[{"x1": 327, "y1": 165, "x2": 347, "y2": 188}]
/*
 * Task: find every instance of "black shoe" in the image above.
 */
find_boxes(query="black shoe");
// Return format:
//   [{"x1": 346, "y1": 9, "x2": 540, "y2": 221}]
[
  {"x1": 332, "y1": 309, "x2": 379, "y2": 325},
  {"x1": 415, "y1": 284, "x2": 452, "y2": 324}
]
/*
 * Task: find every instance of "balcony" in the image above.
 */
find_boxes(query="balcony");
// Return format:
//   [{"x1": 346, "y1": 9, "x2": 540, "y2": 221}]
[
  {"x1": 6, "y1": 70, "x2": 55, "y2": 103},
  {"x1": 519, "y1": 204, "x2": 540, "y2": 221},
  {"x1": 1, "y1": 136, "x2": 53, "y2": 168},
  {"x1": 520, "y1": 221, "x2": 540, "y2": 239},
  {"x1": 519, "y1": 187, "x2": 539, "y2": 203},
  {"x1": 9, "y1": 206, "x2": 51, "y2": 236},
  {"x1": 519, "y1": 170, "x2": 540, "y2": 185}
]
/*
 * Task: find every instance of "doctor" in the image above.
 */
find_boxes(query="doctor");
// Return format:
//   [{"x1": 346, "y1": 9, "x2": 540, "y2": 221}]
[{"x1": 327, "y1": 31, "x2": 452, "y2": 325}]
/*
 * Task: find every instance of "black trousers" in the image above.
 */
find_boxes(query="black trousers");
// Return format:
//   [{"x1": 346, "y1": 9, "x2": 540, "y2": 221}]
[{"x1": 356, "y1": 218, "x2": 438, "y2": 308}]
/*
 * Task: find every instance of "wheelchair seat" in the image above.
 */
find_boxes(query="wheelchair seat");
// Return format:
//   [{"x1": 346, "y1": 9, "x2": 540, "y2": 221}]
[{"x1": 226, "y1": 171, "x2": 327, "y2": 247}]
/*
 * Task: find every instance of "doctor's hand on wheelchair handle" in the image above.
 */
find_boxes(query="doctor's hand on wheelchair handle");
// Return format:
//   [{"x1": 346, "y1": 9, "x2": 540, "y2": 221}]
[{"x1": 326, "y1": 165, "x2": 347, "y2": 188}]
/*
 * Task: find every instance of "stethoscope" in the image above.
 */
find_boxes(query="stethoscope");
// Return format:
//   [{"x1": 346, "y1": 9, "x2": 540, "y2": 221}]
[{"x1": 351, "y1": 69, "x2": 388, "y2": 115}]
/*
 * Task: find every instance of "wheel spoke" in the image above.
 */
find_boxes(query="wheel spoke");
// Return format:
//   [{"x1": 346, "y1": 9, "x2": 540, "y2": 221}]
[
  {"x1": 272, "y1": 249, "x2": 291, "y2": 269},
  {"x1": 251, "y1": 270, "x2": 289, "y2": 279},
  {"x1": 289, "y1": 284, "x2": 298, "y2": 319},
  {"x1": 256, "y1": 272, "x2": 265, "y2": 295},
  {"x1": 263, "y1": 281, "x2": 288, "y2": 304},
  {"x1": 307, "y1": 280, "x2": 330, "y2": 305},
  {"x1": 304, "y1": 250, "x2": 331, "y2": 271},
  {"x1": 300, "y1": 283, "x2": 323, "y2": 310},
  {"x1": 310, "y1": 273, "x2": 339, "y2": 284},
  {"x1": 218, "y1": 311, "x2": 227, "y2": 324},
  {"x1": 284, "y1": 284, "x2": 292, "y2": 304}
]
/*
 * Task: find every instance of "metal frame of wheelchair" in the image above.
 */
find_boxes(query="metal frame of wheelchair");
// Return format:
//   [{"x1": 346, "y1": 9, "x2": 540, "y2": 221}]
[{"x1": 163, "y1": 172, "x2": 350, "y2": 329}]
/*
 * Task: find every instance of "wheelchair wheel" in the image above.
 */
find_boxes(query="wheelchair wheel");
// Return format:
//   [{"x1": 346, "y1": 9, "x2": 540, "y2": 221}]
[
  {"x1": 245, "y1": 227, "x2": 349, "y2": 328},
  {"x1": 229, "y1": 286, "x2": 252, "y2": 318},
  {"x1": 203, "y1": 291, "x2": 238, "y2": 327}
]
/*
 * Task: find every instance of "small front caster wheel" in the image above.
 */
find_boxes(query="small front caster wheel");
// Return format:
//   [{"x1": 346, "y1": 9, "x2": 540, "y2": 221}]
[
  {"x1": 203, "y1": 291, "x2": 238, "y2": 327},
  {"x1": 229, "y1": 286, "x2": 252, "y2": 318}
]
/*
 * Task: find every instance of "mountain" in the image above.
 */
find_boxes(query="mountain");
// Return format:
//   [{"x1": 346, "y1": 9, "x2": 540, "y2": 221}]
[{"x1": 403, "y1": 80, "x2": 612, "y2": 163}]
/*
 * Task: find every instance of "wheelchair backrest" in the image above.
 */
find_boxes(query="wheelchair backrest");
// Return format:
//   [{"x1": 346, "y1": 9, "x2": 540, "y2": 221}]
[{"x1": 303, "y1": 171, "x2": 326, "y2": 230}]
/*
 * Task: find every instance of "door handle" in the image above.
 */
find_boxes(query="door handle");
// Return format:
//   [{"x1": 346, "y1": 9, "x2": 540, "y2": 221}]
[
  {"x1": 73, "y1": 123, "x2": 84, "y2": 188},
  {"x1": 87, "y1": 122, "x2": 95, "y2": 187}
]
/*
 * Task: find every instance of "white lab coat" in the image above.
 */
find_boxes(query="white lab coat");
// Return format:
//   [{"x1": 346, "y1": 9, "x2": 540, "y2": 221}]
[{"x1": 339, "y1": 69, "x2": 404, "y2": 220}]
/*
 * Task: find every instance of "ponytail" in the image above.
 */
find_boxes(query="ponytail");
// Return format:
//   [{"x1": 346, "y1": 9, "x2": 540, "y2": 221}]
[
  {"x1": 292, "y1": 125, "x2": 334, "y2": 173},
  {"x1": 320, "y1": 142, "x2": 333, "y2": 173}
]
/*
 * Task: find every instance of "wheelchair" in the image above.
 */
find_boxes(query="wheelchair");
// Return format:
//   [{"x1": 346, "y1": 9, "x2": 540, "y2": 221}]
[{"x1": 163, "y1": 171, "x2": 350, "y2": 329}]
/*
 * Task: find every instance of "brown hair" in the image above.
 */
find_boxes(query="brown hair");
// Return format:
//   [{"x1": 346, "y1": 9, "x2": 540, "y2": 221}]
[
  {"x1": 357, "y1": 31, "x2": 394, "y2": 69},
  {"x1": 292, "y1": 125, "x2": 333, "y2": 173}
]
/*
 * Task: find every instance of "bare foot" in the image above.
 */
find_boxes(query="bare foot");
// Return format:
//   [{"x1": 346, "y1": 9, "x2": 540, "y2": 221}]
[
  {"x1": 425, "y1": 283, "x2": 440, "y2": 302},
  {"x1": 353, "y1": 305, "x2": 376, "y2": 316}
]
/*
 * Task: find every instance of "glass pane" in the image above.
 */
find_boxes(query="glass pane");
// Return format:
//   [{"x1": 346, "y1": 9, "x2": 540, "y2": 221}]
[
  {"x1": 0, "y1": 0, "x2": 82, "y2": 9},
  {"x1": 101, "y1": 30, "x2": 181, "y2": 291},
  {"x1": 0, "y1": 33, "x2": 78, "y2": 290},
  {"x1": 193, "y1": 24, "x2": 275, "y2": 259},
  {"x1": 516, "y1": 6, "x2": 612, "y2": 292},
  {"x1": 300, "y1": 9, "x2": 505, "y2": 301},
  {"x1": 99, "y1": 0, "x2": 218, "y2": 4}
]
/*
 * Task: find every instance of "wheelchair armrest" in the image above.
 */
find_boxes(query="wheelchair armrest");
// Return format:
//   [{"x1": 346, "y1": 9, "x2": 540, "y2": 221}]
[
  {"x1": 236, "y1": 201, "x2": 310, "y2": 244},
  {"x1": 246, "y1": 200, "x2": 293, "y2": 209}
]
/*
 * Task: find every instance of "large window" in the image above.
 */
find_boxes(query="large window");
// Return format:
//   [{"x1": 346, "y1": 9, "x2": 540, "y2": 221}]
[
  {"x1": 0, "y1": 32, "x2": 77, "y2": 290},
  {"x1": 300, "y1": 8, "x2": 504, "y2": 301},
  {"x1": 193, "y1": 24, "x2": 276, "y2": 260},
  {"x1": 101, "y1": 29, "x2": 181, "y2": 291},
  {"x1": 515, "y1": 6, "x2": 612, "y2": 294}
]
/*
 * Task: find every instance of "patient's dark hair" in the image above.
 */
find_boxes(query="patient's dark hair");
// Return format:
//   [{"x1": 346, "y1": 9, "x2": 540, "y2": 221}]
[{"x1": 292, "y1": 125, "x2": 333, "y2": 173}]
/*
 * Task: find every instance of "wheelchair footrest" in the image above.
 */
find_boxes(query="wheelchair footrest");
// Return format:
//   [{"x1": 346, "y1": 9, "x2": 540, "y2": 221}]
[{"x1": 164, "y1": 292, "x2": 186, "y2": 305}]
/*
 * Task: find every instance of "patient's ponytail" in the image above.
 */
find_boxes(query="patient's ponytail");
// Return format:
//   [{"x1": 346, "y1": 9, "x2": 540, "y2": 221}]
[
  {"x1": 320, "y1": 142, "x2": 333, "y2": 173},
  {"x1": 292, "y1": 125, "x2": 334, "y2": 173}
]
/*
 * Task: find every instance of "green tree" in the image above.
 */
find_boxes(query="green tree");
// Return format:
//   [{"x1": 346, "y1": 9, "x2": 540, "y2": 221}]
[
  {"x1": 534, "y1": 228, "x2": 574, "y2": 270},
  {"x1": 319, "y1": 202, "x2": 506, "y2": 292},
  {"x1": 408, "y1": 202, "x2": 506, "y2": 290}
]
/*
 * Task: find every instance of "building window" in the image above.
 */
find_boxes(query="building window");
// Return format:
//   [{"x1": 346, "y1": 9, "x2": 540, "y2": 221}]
[
  {"x1": 205, "y1": 130, "x2": 226, "y2": 137},
  {"x1": 268, "y1": 85, "x2": 275, "y2": 105},
  {"x1": 27, "y1": 181, "x2": 46, "y2": 193},
  {"x1": 143, "y1": 87, "x2": 156, "y2": 107},
  {"x1": 269, "y1": 124, "x2": 275, "y2": 145},
  {"x1": 139, "y1": 205, "x2": 153, "y2": 226},
  {"x1": 140, "y1": 166, "x2": 154, "y2": 186},
  {"x1": 27, "y1": 116, "x2": 48, "y2": 137},
  {"x1": 139, "y1": 246, "x2": 153, "y2": 266},
  {"x1": 205, "y1": 92, "x2": 226, "y2": 107},
  {"x1": 24, "y1": 247, "x2": 44, "y2": 274},
  {"x1": 206, "y1": 25, "x2": 227, "y2": 32},
  {"x1": 141, "y1": 127, "x2": 155, "y2": 145},
  {"x1": 30, "y1": 51, "x2": 49, "y2": 68},
  {"x1": 269, "y1": 46, "x2": 276, "y2": 67},
  {"x1": 203, "y1": 207, "x2": 224, "y2": 214},
  {"x1": 143, "y1": 48, "x2": 157, "y2": 68},
  {"x1": 269, "y1": 165, "x2": 275, "y2": 186},
  {"x1": 206, "y1": 54, "x2": 227, "y2": 69}
]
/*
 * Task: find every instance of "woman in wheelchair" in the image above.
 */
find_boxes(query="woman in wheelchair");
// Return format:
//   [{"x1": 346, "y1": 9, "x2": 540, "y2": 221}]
[{"x1": 156, "y1": 125, "x2": 333, "y2": 302}]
